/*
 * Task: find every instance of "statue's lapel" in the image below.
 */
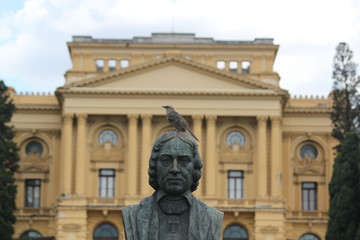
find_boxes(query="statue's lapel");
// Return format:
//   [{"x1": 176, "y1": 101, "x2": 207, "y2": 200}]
[
  {"x1": 188, "y1": 197, "x2": 210, "y2": 240},
  {"x1": 136, "y1": 196, "x2": 153, "y2": 239}
]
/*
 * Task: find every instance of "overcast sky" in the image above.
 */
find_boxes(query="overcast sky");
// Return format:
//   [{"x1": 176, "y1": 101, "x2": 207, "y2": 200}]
[{"x1": 1, "y1": 0, "x2": 360, "y2": 96}]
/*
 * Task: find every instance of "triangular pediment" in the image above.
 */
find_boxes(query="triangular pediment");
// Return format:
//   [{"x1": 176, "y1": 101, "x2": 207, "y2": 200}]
[{"x1": 67, "y1": 57, "x2": 282, "y2": 92}]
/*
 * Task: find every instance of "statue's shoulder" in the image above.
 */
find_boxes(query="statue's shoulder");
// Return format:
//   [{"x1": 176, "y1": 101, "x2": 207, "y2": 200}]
[
  {"x1": 122, "y1": 195, "x2": 154, "y2": 215},
  {"x1": 193, "y1": 197, "x2": 224, "y2": 220}
]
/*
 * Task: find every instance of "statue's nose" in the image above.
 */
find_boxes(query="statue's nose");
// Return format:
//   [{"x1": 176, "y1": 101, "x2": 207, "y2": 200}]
[{"x1": 170, "y1": 159, "x2": 180, "y2": 173}]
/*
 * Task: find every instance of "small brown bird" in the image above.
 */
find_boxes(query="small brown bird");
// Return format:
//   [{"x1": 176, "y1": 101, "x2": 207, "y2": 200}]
[{"x1": 162, "y1": 105, "x2": 199, "y2": 142}]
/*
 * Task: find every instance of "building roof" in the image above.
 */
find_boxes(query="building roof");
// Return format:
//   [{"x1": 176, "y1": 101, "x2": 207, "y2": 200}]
[{"x1": 71, "y1": 33, "x2": 275, "y2": 46}]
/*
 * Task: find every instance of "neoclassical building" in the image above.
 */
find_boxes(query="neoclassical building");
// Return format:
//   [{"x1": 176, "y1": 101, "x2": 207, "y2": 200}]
[{"x1": 10, "y1": 33, "x2": 334, "y2": 240}]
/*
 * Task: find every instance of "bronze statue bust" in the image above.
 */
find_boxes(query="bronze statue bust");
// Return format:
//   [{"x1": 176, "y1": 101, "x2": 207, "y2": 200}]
[{"x1": 122, "y1": 130, "x2": 223, "y2": 240}]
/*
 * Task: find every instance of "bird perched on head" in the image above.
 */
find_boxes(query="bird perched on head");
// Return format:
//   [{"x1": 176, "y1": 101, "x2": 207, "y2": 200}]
[{"x1": 162, "y1": 105, "x2": 199, "y2": 142}]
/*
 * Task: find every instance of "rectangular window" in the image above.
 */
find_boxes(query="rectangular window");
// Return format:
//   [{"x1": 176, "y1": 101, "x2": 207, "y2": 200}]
[
  {"x1": 108, "y1": 59, "x2": 116, "y2": 71},
  {"x1": 25, "y1": 179, "x2": 41, "y2": 208},
  {"x1": 302, "y1": 182, "x2": 317, "y2": 210},
  {"x1": 229, "y1": 61, "x2": 238, "y2": 73},
  {"x1": 120, "y1": 59, "x2": 129, "y2": 69},
  {"x1": 228, "y1": 170, "x2": 244, "y2": 199},
  {"x1": 96, "y1": 59, "x2": 104, "y2": 72},
  {"x1": 99, "y1": 169, "x2": 115, "y2": 197},
  {"x1": 216, "y1": 60, "x2": 226, "y2": 70},
  {"x1": 241, "y1": 61, "x2": 250, "y2": 73}
]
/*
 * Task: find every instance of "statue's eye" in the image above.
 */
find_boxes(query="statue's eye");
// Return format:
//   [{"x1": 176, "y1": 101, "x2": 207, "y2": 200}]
[
  {"x1": 179, "y1": 157, "x2": 191, "y2": 167},
  {"x1": 160, "y1": 156, "x2": 171, "y2": 166}
]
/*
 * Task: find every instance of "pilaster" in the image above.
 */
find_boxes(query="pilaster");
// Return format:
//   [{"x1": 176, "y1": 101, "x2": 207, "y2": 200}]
[
  {"x1": 192, "y1": 114, "x2": 203, "y2": 196},
  {"x1": 270, "y1": 116, "x2": 282, "y2": 198},
  {"x1": 205, "y1": 115, "x2": 217, "y2": 198},
  {"x1": 140, "y1": 114, "x2": 153, "y2": 196},
  {"x1": 75, "y1": 113, "x2": 87, "y2": 196},
  {"x1": 126, "y1": 114, "x2": 139, "y2": 198},
  {"x1": 61, "y1": 113, "x2": 74, "y2": 195},
  {"x1": 257, "y1": 116, "x2": 268, "y2": 198}
]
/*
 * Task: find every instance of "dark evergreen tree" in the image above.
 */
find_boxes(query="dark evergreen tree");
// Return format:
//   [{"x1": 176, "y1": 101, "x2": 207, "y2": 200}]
[
  {"x1": 0, "y1": 80, "x2": 19, "y2": 240},
  {"x1": 330, "y1": 42, "x2": 360, "y2": 152},
  {"x1": 326, "y1": 132, "x2": 360, "y2": 240},
  {"x1": 327, "y1": 43, "x2": 360, "y2": 239}
]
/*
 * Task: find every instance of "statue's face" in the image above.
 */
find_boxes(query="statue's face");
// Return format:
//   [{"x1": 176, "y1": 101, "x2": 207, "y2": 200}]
[{"x1": 157, "y1": 138, "x2": 194, "y2": 195}]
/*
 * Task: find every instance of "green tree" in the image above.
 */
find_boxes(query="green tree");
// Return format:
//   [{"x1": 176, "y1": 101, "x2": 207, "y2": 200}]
[
  {"x1": 326, "y1": 132, "x2": 360, "y2": 240},
  {"x1": 0, "y1": 80, "x2": 19, "y2": 240},
  {"x1": 327, "y1": 43, "x2": 360, "y2": 239},
  {"x1": 330, "y1": 42, "x2": 360, "y2": 152}
]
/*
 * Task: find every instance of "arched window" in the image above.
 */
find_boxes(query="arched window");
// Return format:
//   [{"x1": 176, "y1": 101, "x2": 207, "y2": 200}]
[
  {"x1": 300, "y1": 144, "x2": 318, "y2": 158},
  {"x1": 20, "y1": 230, "x2": 42, "y2": 239},
  {"x1": 98, "y1": 129, "x2": 118, "y2": 145},
  {"x1": 226, "y1": 131, "x2": 246, "y2": 147},
  {"x1": 299, "y1": 233, "x2": 320, "y2": 240},
  {"x1": 25, "y1": 141, "x2": 43, "y2": 155},
  {"x1": 223, "y1": 225, "x2": 248, "y2": 240},
  {"x1": 93, "y1": 223, "x2": 119, "y2": 240}
]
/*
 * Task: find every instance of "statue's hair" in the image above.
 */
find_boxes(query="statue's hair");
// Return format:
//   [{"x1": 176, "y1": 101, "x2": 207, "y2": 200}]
[{"x1": 148, "y1": 130, "x2": 203, "y2": 192}]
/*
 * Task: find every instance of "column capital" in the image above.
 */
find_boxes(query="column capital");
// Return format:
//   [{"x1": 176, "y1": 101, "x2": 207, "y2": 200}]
[
  {"x1": 140, "y1": 114, "x2": 153, "y2": 121},
  {"x1": 256, "y1": 115, "x2": 268, "y2": 121},
  {"x1": 270, "y1": 115, "x2": 282, "y2": 122},
  {"x1": 76, "y1": 113, "x2": 88, "y2": 119},
  {"x1": 192, "y1": 115, "x2": 204, "y2": 121},
  {"x1": 127, "y1": 114, "x2": 139, "y2": 120},
  {"x1": 205, "y1": 115, "x2": 217, "y2": 121},
  {"x1": 63, "y1": 113, "x2": 74, "y2": 122}
]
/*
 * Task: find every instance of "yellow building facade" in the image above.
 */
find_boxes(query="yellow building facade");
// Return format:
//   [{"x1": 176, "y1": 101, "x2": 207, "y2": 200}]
[{"x1": 10, "y1": 33, "x2": 334, "y2": 240}]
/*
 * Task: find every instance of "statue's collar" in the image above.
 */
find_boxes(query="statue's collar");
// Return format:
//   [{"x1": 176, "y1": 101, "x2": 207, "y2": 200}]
[{"x1": 156, "y1": 189, "x2": 193, "y2": 206}]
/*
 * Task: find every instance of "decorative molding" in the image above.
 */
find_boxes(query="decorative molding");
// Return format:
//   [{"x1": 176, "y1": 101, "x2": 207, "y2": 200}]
[
  {"x1": 260, "y1": 225, "x2": 279, "y2": 233},
  {"x1": 284, "y1": 108, "x2": 331, "y2": 115},
  {"x1": 57, "y1": 88, "x2": 285, "y2": 98},
  {"x1": 15, "y1": 104, "x2": 60, "y2": 113},
  {"x1": 62, "y1": 223, "x2": 81, "y2": 231}
]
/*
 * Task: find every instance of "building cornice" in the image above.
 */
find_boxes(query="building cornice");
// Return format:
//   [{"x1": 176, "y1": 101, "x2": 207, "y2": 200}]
[
  {"x1": 57, "y1": 87, "x2": 287, "y2": 98},
  {"x1": 15, "y1": 104, "x2": 61, "y2": 113},
  {"x1": 284, "y1": 107, "x2": 332, "y2": 115}
]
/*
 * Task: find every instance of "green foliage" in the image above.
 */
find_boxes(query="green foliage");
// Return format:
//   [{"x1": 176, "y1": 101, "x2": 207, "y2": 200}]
[
  {"x1": 326, "y1": 132, "x2": 360, "y2": 240},
  {"x1": 0, "y1": 80, "x2": 19, "y2": 240},
  {"x1": 327, "y1": 43, "x2": 360, "y2": 239},
  {"x1": 330, "y1": 42, "x2": 360, "y2": 152}
]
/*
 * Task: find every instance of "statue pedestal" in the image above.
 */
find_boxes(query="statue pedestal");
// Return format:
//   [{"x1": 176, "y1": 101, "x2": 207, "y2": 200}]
[
  {"x1": 254, "y1": 198, "x2": 285, "y2": 240},
  {"x1": 56, "y1": 197, "x2": 88, "y2": 240}
]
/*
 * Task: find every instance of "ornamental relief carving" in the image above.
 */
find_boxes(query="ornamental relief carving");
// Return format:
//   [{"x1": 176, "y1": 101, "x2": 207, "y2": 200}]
[
  {"x1": 293, "y1": 141, "x2": 325, "y2": 176},
  {"x1": 294, "y1": 155, "x2": 325, "y2": 175},
  {"x1": 219, "y1": 127, "x2": 254, "y2": 163},
  {"x1": 20, "y1": 153, "x2": 50, "y2": 172},
  {"x1": 90, "y1": 127, "x2": 124, "y2": 161},
  {"x1": 19, "y1": 136, "x2": 51, "y2": 173}
]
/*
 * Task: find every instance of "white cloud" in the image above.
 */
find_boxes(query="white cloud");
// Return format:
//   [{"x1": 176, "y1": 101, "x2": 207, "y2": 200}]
[{"x1": 1, "y1": 0, "x2": 360, "y2": 96}]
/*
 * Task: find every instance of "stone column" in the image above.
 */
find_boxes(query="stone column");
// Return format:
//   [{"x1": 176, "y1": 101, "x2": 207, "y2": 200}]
[
  {"x1": 140, "y1": 114, "x2": 153, "y2": 196},
  {"x1": 61, "y1": 113, "x2": 74, "y2": 195},
  {"x1": 126, "y1": 114, "x2": 139, "y2": 197},
  {"x1": 271, "y1": 116, "x2": 282, "y2": 198},
  {"x1": 192, "y1": 115, "x2": 203, "y2": 196},
  {"x1": 205, "y1": 115, "x2": 217, "y2": 197},
  {"x1": 75, "y1": 113, "x2": 87, "y2": 196},
  {"x1": 257, "y1": 116, "x2": 268, "y2": 198}
]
